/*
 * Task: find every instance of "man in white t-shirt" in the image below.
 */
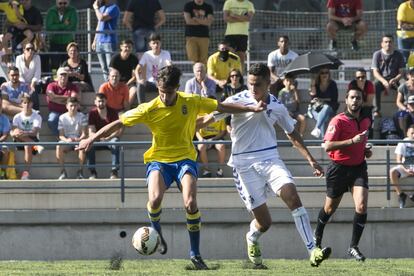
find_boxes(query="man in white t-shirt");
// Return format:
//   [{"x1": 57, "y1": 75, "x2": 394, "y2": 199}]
[
  {"x1": 135, "y1": 33, "x2": 172, "y2": 104},
  {"x1": 10, "y1": 93, "x2": 43, "y2": 180},
  {"x1": 267, "y1": 35, "x2": 298, "y2": 95},
  {"x1": 56, "y1": 97, "x2": 88, "y2": 180},
  {"x1": 200, "y1": 63, "x2": 330, "y2": 267},
  {"x1": 390, "y1": 125, "x2": 414, "y2": 208}
]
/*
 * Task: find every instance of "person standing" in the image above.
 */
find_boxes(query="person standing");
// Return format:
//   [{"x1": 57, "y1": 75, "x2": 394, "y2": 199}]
[
  {"x1": 92, "y1": 0, "x2": 120, "y2": 81},
  {"x1": 223, "y1": 0, "x2": 255, "y2": 69},
  {"x1": 397, "y1": 0, "x2": 414, "y2": 61},
  {"x1": 183, "y1": 0, "x2": 214, "y2": 65},
  {"x1": 314, "y1": 88, "x2": 372, "y2": 262},
  {"x1": 76, "y1": 65, "x2": 265, "y2": 270}
]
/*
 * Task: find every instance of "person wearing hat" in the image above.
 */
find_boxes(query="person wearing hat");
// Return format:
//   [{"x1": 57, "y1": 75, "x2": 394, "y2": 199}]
[
  {"x1": 45, "y1": 67, "x2": 79, "y2": 136},
  {"x1": 394, "y1": 68, "x2": 414, "y2": 137}
]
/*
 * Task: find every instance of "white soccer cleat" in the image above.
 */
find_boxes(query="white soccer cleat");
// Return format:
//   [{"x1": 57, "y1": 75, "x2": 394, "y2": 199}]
[{"x1": 246, "y1": 233, "x2": 262, "y2": 265}]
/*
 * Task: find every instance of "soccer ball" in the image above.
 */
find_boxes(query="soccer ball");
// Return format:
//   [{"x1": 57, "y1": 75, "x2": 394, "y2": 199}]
[{"x1": 132, "y1": 226, "x2": 160, "y2": 255}]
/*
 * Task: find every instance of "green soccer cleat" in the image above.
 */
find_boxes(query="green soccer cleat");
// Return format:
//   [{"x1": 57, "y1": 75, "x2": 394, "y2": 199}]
[
  {"x1": 246, "y1": 233, "x2": 262, "y2": 265},
  {"x1": 310, "y1": 246, "x2": 332, "y2": 267}
]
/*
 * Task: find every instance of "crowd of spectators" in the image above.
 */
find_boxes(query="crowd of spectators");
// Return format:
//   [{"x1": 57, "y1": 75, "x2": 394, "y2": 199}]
[{"x1": 0, "y1": 0, "x2": 413, "y2": 183}]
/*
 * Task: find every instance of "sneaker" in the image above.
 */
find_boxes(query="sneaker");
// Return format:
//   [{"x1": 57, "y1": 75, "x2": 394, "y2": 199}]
[
  {"x1": 329, "y1": 39, "x2": 337, "y2": 50},
  {"x1": 347, "y1": 246, "x2": 366, "y2": 261},
  {"x1": 21, "y1": 171, "x2": 30, "y2": 180},
  {"x1": 246, "y1": 233, "x2": 262, "y2": 265},
  {"x1": 158, "y1": 232, "x2": 168, "y2": 255},
  {"x1": 399, "y1": 192, "x2": 407, "y2": 208},
  {"x1": 77, "y1": 169, "x2": 85, "y2": 179},
  {"x1": 58, "y1": 170, "x2": 67, "y2": 180},
  {"x1": 190, "y1": 255, "x2": 208, "y2": 270},
  {"x1": 89, "y1": 170, "x2": 97, "y2": 180},
  {"x1": 410, "y1": 194, "x2": 414, "y2": 202},
  {"x1": 310, "y1": 247, "x2": 332, "y2": 267},
  {"x1": 310, "y1": 128, "x2": 321, "y2": 139},
  {"x1": 351, "y1": 40, "x2": 359, "y2": 51},
  {"x1": 32, "y1": 145, "x2": 45, "y2": 155},
  {"x1": 216, "y1": 168, "x2": 224, "y2": 177},
  {"x1": 202, "y1": 169, "x2": 212, "y2": 178},
  {"x1": 110, "y1": 170, "x2": 118, "y2": 179}
]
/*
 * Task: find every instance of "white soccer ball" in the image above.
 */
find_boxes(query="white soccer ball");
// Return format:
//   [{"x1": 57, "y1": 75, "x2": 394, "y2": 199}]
[{"x1": 132, "y1": 226, "x2": 160, "y2": 255}]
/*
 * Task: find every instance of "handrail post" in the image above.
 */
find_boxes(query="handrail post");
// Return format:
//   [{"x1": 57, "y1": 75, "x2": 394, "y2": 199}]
[
  {"x1": 87, "y1": 8, "x2": 92, "y2": 73},
  {"x1": 120, "y1": 145, "x2": 125, "y2": 203},
  {"x1": 386, "y1": 147, "x2": 391, "y2": 208}
]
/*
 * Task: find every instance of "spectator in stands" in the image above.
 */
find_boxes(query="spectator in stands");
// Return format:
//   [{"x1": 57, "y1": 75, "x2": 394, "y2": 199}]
[
  {"x1": 348, "y1": 68, "x2": 374, "y2": 108},
  {"x1": 390, "y1": 124, "x2": 414, "y2": 208},
  {"x1": 0, "y1": 97, "x2": 10, "y2": 179},
  {"x1": 267, "y1": 35, "x2": 298, "y2": 95},
  {"x1": 278, "y1": 75, "x2": 306, "y2": 137},
  {"x1": 308, "y1": 68, "x2": 339, "y2": 138},
  {"x1": 1, "y1": 66, "x2": 35, "y2": 117},
  {"x1": 45, "y1": 0, "x2": 78, "y2": 72},
  {"x1": 56, "y1": 97, "x2": 88, "y2": 180},
  {"x1": 185, "y1": 62, "x2": 216, "y2": 98},
  {"x1": 0, "y1": 0, "x2": 33, "y2": 54},
  {"x1": 196, "y1": 105, "x2": 227, "y2": 178},
  {"x1": 183, "y1": 0, "x2": 214, "y2": 65},
  {"x1": 397, "y1": 0, "x2": 414, "y2": 61},
  {"x1": 223, "y1": 0, "x2": 255, "y2": 68},
  {"x1": 123, "y1": 0, "x2": 165, "y2": 56},
  {"x1": 395, "y1": 72, "x2": 414, "y2": 137},
  {"x1": 326, "y1": 0, "x2": 367, "y2": 51},
  {"x1": 15, "y1": 42, "x2": 41, "y2": 111},
  {"x1": 109, "y1": 39, "x2": 139, "y2": 106},
  {"x1": 135, "y1": 33, "x2": 172, "y2": 104},
  {"x1": 372, "y1": 35, "x2": 405, "y2": 117},
  {"x1": 221, "y1": 68, "x2": 247, "y2": 100},
  {"x1": 46, "y1": 67, "x2": 79, "y2": 136},
  {"x1": 207, "y1": 41, "x2": 242, "y2": 92},
  {"x1": 98, "y1": 68, "x2": 129, "y2": 112},
  {"x1": 87, "y1": 93, "x2": 121, "y2": 179},
  {"x1": 92, "y1": 0, "x2": 120, "y2": 81},
  {"x1": 61, "y1": 42, "x2": 94, "y2": 93},
  {"x1": 10, "y1": 93, "x2": 43, "y2": 180}
]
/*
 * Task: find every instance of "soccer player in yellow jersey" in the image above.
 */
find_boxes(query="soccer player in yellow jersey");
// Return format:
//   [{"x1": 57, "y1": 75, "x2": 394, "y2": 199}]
[{"x1": 77, "y1": 65, "x2": 265, "y2": 270}]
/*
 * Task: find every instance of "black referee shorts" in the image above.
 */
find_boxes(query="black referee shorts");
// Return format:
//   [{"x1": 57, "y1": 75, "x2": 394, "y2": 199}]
[{"x1": 325, "y1": 161, "x2": 369, "y2": 198}]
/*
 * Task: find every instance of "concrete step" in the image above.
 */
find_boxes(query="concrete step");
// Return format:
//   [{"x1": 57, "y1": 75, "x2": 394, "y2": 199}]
[{"x1": 0, "y1": 177, "x2": 409, "y2": 210}]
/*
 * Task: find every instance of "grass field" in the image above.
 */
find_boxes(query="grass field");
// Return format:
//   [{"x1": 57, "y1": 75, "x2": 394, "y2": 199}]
[{"x1": 1, "y1": 259, "x2": 414, "y2": 275}]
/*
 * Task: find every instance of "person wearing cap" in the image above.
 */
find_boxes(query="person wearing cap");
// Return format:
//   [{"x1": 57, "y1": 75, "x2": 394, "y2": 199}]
[
  {"x1": 46, "y1": 67, "x2": 79, "y2": 136},
  {"x1": 10, "y1": 93, "x2": 43, "y2": 180},
  {"x1": 394, "y1": 69, "x2": 414, "y2": 137}
]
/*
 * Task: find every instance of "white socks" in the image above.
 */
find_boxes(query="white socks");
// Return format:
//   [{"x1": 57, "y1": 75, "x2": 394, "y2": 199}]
[
  {"x1": 292, "y1": 206, "x2": 315, "y2": 254},
  {"x1": 246, "y1": 219, "x2": 263, "y2": 243}
]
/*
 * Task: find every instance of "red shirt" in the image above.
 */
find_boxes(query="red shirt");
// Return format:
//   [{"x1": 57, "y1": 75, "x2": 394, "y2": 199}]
[
  {"x1": 327, "y1": 0, "x2": 362, "y2": 18},
  {"x1": 88, "y1": 107, "x2": 119, "y2": 131},
  {"x1": 348, "y1": 79, "x2": 374, "y2": 103},
  {"x1": 46, "y1": 81, "x2": 79, "y2": 113},
  {"x1": 324, "y1": 112, "x2": 371, "y2": 166}
]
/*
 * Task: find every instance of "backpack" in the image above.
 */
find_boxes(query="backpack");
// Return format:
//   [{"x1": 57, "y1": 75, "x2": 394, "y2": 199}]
[{"x1": 379, "y1": 117, "x2": 400, "y2": 139}]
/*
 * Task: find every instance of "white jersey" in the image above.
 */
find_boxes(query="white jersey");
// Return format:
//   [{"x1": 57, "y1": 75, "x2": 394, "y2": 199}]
[
  {"x1": 267, "y1": 49, "x2": 298, "y2": 77},
  {"x1": 222, "y1": 90, "x2": 296, "y2": 168}
]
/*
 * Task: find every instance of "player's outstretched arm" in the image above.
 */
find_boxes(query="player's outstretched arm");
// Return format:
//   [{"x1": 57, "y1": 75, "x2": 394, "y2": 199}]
[
  {"x1": 217, "y1": 100, "x2": 266, "y2": 114},
  {"x1": 286, "y1": 129, "x2": 324, "y2": 177},
  {"x1": 76, "y1": 119, "x2": 124, "y2": 152}
]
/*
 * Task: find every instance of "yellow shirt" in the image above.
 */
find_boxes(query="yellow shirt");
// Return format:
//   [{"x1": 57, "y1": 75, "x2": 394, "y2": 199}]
[
  {"x1": 223, "y1": 0, "x2": 255, "y2": 36},
  {"x1": 120, "y1": 92, "x2": 218, "y2": 163},
  {"x1": 408, "y1": 51, "x2": 414, "y2": 68},
  {"x1": 199, "y1": 118, "x2": 226, "y2": 138},
  {"x1": 397, "y1": 1, "x2": 414, "y2": 39},
  {"x1": 207, "y1": 51, "x2": 242, "y2": 81},
  {"x1": 0, "y1": 2, "x2": 24, "y2": 24}
]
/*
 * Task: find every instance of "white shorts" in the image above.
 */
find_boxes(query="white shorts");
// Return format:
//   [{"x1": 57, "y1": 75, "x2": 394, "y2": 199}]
[
  {"x1": 232, "y1": 158, "x2": 295, "y2": 211},
  {"x1": 391, "y1": 165, "x2": 412, "y2": 179}
]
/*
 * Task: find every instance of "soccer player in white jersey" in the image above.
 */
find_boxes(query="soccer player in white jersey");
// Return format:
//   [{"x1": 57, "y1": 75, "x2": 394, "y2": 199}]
[{"x1": 201, "y1": 63, "x2": 331, "y2": 267}]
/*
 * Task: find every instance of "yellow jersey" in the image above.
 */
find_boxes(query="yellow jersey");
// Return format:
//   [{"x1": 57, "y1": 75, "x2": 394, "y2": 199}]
[
  {"x1": 0, "y1": 2, "x2": 24, "y2": 24},
  {"x1": 120, "y1": 92, "x2": 218, "y2": 163},
  {"x1": 397, "y1": 1, "x2": 414, "y2": 39},
  {"x1": 199, "y1": 118, "x2": 226, "y2": 138}
]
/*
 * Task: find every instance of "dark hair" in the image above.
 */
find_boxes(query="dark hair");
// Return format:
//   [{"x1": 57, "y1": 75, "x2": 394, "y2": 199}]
[
  {"x1": 66, "y1": 97, "x2": 79, "y2": 104},
  {"x1": 382, "y1": 34, "x2": 393, "y2": 41},
  {"x1": 149, "y1": 33, "x2": 161, "y2": 42},
  {"x1": 8, "y1": 66, "x2": 19, "y2": 73},
  {"x1": 227, "y1": 68, "x2": 244, "y2": 85},
  {"x1": 120, "y1": 39, "x2": 134, "y2": 47},
  {"x1": 356, "y1": 68, "x2": 366, "y2": 74},
  {"x1": 95, "y1": 93, "x2": 107, "y2": 100},
  {"x1": 157, "y1": 65, "x2": 182, "y2": 88},
  {"x1": 346, "y1": 87, "x2": 363, "y2": 98},
  {"x1": 248, "y1": 63, "x2": 270, "y2": 80},
  {"x1": 279, "y1": 35, "x2": 289, "y2": 42},
  {"x1": 21, "y1": 93, "x2": 31, "y2": 102},
  {"x1": 219, "y1": 40, "x2": 229, "y2": 46}
]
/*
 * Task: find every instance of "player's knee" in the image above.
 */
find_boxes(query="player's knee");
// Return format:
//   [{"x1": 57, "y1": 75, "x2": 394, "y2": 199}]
[
  {"x1": 148, "y1": 197, "x2": 163, "y2": 210},
  {"x1": 184, "y1": 198, "x2": 197, "y2": 214},
  {"x1": 258, "y1": 218, "x2": 271, "y2": 232},
  {"x1": 355, "y1": 203, "x2": 367, "y2": 214}
]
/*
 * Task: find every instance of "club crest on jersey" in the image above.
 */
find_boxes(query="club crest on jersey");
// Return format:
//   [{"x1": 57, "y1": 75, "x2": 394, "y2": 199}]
[
  {"x1": 182, "y1": 105, "x2": 188, "y2": 115},
  {"x1": 266, "y1": 109, "x2": 272, "y2": 117},
  {"x1": 327, "y1": 124, "x2": 335, "y2": 134}
]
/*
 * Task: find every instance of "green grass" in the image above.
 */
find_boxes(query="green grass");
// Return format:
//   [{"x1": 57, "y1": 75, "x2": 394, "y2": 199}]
[{"x1": 0, "y1": 259, "x2": 414, "y2": 276}]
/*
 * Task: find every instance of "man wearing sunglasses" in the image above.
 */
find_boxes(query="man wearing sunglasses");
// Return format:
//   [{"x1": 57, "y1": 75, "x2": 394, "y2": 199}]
[
  {"x1": 348, "y1": 68, "x2": 374, "y2": 108},
  {"x1": 45, "y1": 0, "x2": 78, "y2": 72}
]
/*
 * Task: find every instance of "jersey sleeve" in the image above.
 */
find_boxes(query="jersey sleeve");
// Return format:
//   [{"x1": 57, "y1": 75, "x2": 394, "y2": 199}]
[
  {"x1": 395, "y1": 142, "x2": 405, "y2": 155},
  {"x1": 324, "y1": 117, "x2": 340, "y2": 141},
  {"x1": 119, "y1": 103, "x2": 148, "y2": 126},
  {"x1": 270, "y1": 103, "x2": 295, "y2": 134},
  {"x1": 198, "y1": 96, "x2": 218, "y2": 114}
]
